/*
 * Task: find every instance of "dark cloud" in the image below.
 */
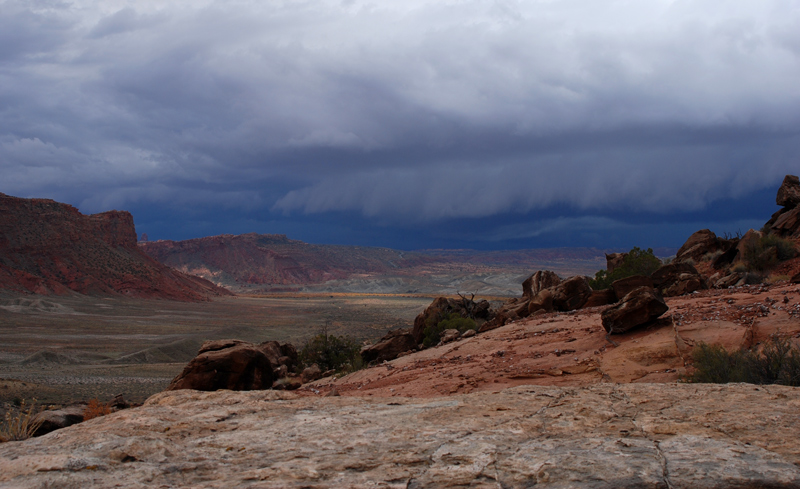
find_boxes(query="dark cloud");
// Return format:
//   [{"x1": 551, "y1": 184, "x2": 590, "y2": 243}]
[{"x1": 1, "y1": 1, "x2": 798, "y2": 248}]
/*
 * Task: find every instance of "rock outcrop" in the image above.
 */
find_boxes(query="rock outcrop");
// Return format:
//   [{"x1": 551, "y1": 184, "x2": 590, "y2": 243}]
[
  {"x1": 521, "y1": 270, "x2": 561, "y2": 299},
  {"x1": 412, "y1": 296, "x2": 493, "y2": 344},
  {"x1": 361, "y1": 328, "x2": 417, "y2": 363},
  {"x1": 675, "y1": 229, "x2": 729, "y2": 263},
  {"x1": 167, "y1": 340, "x2": 274, "y2": 391},
  {"x1": 651, "y1": 262, "x2": 706, "y2": 297},
  {"x1": 776, "y1": 174, "x2": 800, "y2": 207},
  {"x1": 2, "y1": 384, "x2": 799, "y2": 488},
  {"x1": 766, "y1": 175, "x2": 800, "y2": 238},
  {"x1": 605, "y1": 252, "x2": 626, "y2": 273},
  {"x1": 31, "y1": 404, "x2": 87, "y2": 437},
  {"x1": 551, "y1": 275, "x2": 592, "y2": 311},
  {"x1": 601, "y1": 286, "x2": 669, "y2": 334},
  {"x1": 611, "y1": 274, "x2": 653, "y2": 301},
  {"x1": 0, "y1": 193, "x2": 231, "y2": 301}
]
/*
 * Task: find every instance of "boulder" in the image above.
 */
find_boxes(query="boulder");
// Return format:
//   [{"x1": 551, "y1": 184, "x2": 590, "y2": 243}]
[
  {"x1": 770, "y1": 207, "x2": 800, "y2": 238},
  {"x1": 361, "y1": 328, "x2": 417, "y2": 364},
  {"x1": 511, "y1": 299, "x2": 531, "y2": 318},
  {"x1": 675, "y1": 229, "x2": 729, "y2": 263},
  {"x1": 651, "y1": 263, "x2": 706, "y2": 297},
  {"x1": 551, "y1": 276, "x2": 592, "y2": 311},
  {"x1": 792, "y1": 272, "x2": 800, "y2": 284},
  {"x1": 167, "y1": 340, "x2": 274, "y2": 391},
  {"x1": 712, "y1": 244, "x2": 739, "y2": 269},
  {"x1": 714, "y1": 273, "x2": 745, "y2": 288},
  {"x1": 301, "y1": 364, "x2": 322, "y2": 383},
  {"x1": 522, "y1": 270, "x2": 561, "y2": 299},
  {"x1": 601, "y1": 287, "x2": 669, "y2": 334},
  {"x1": 582, "y1": 289, "x2": 616, "y2": 308},
  {"x1": 258, "y1": 340, "x2": 298, "y2": 374},
  {"x1": 273, "y1": 375, "x2": 302, "y2": 390},
  {"x1": 776, "y1": 174, "x2": 800, "y2": 207},
  {"x1": 605, "y1": 253, "x2": 626, "y2": 274},
  {"x1": 32, "y1": 404, "x2": 86, "y2": 437},
  {"x1": 440, "y1": 329, "x2": 461, "y2": 344},
  {"x1": 611, "y1": 275, "x2": 653, "y2": 301},
  {"x1": 528, "y1": 289, "x2": 555, "y2": 314},
  {"x1": 736, "y1": 229, "x2": 763, "y2": 261}
]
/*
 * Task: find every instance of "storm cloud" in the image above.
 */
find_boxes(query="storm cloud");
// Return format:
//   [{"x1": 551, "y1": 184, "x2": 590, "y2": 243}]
[{"x1": 1, "y1": 0, "x2": 799, "y2": 247}]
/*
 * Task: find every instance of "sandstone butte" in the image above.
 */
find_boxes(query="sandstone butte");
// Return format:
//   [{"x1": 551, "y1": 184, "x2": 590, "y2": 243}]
[
  {"x1": 2, "y1": 281, "x2": 800, "y2": 488},
  {"x1": 0, "y1": 193, "x2": 231, "y2": 301}
]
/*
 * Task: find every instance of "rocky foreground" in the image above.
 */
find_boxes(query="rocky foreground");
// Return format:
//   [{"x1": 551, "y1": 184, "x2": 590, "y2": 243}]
[{"x1": 1, "y1": 383, "x2": 799, "y2": 488}]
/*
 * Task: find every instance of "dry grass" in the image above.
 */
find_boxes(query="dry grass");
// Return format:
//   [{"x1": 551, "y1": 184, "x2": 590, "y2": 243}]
[
  {"x1": 83, "y1": 399, "x2": 112, "y2": 421},
  {"x1": 0, "y1": 398, "x2": 44, "y2": 442}
]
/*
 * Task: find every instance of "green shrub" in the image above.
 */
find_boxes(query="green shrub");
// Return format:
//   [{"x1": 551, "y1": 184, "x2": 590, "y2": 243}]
[
  {"x1": 743, "y1": 235, "x2": 797, "y2": 273},
  {"x1": 589, "y1": 247, "x2": 662, "y2": 290},
  {"x1": 687, "y1": 336, "x2": 800, "y2": 386},
  {"x1": 422, "y1": 312, "x2": 477, "y2": 348},
  {"x1": 299, "y1": 331, "x2": 363, "y2": 374}
]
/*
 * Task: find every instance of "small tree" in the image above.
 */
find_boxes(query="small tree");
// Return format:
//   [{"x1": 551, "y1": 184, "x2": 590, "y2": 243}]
[
  {"x1": 589, "y1": 247, "x2": 662, "y2": 290},
  {"x1": 299, "y1": 321, "x2": 363, "y2": 373},
  {"x1": 422, "y1": 312, "x2": 477, "y2": 348}
]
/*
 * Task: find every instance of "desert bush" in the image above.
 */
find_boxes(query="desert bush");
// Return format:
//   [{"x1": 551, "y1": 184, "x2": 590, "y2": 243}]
[
  {"x1": 299, "y1": 329, "x2": 363, "y2": 374},
  {"x1": 83, "y1": 399, "x2": 112, "y2": 421},
  {"x1": 589, "y1": 247, "x2": 662, "y2": 290},
  {"x1": 422, "y1": 312, "x2": 477, "y2": 348},
  {"x1": 0, "y1": 399, "x2": 43, "y2": 442},
  {"x1": 767, "y1": 274, "x2": 791, "y2": 284},
  {"x1": 743, "y1": 235, "x2": 798, "y2": 273},
  {"x1": 687, "y1": 336, "x2": 800, "y2": 386}
]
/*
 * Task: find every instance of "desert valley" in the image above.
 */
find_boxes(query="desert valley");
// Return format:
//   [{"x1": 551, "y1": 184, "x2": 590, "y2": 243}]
[{"x1": 1, "y1": 176, "x2": 800, "y2": 488}]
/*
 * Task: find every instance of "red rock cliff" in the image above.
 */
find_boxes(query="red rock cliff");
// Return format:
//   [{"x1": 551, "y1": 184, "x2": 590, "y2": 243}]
[{"x1": 0, "y1": 193, "x2": 232, "y2": 301}]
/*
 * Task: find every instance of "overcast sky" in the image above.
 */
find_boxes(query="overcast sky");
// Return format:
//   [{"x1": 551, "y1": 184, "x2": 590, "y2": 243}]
[{"x1": 2, "y1": 0, "x2": 799, "y2": 250}]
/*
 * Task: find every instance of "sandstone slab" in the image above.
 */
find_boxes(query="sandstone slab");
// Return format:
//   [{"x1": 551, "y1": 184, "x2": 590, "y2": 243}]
[{"x1": 2, "y1": 384, "x2": 799, "y2": 488}]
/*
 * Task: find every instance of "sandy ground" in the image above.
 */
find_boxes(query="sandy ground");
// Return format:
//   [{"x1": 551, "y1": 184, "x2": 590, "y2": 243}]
[{"x1": 0, "y1": 294, "x2": 433, "y2": 406}]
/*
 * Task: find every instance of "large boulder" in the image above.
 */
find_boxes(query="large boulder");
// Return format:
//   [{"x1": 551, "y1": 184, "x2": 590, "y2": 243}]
[
  {"x1": 361, "y1": 328, "x2": 417, "y2": 364},
  {"x1": 258, "y1": 340, "x2": 298, "y2": 374},
  {"x1": 32, "y1": 404, "x2": 86, "y2": 437},
  {"x1": 167, "y1": 340, "x2": 274, "y2": 391},
  {"x1": 651, "y1": 263, "x2": 706, "y2": 297},
  {"x1": 776, "y1": 174, "x2": 800, "y2": 207},
  {"x1": 551, "y1": 276, "x2": 592, "y2": 311},
  {"x1": 527, "y1": 289, "x2": 555, "y2": 315},
  {"x1": 582, "y1": 289, "x2": 616, "y2": 308},
  {"x1": 522, "y1": 270, "x2": 561, "y2": 299},
  {"x1": 675, "y1": 229, "x2": 734, "y2": 263},
  {"x1": 602, "y1": 287, "x2": 669, "y2": 334},
  {"x1": 712, "y1": 244, "x2": 740, "y2": 269},
  {"x1": 611, "y1": 275, "x2": 653, "y2": 301},
  {"x1": 770, "y1": 207, "x2": 800, "y2": 239}
]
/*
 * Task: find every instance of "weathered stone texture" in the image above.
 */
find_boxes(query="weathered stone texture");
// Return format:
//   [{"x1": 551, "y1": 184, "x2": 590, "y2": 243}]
[{"x1": 2, "y1": 384, "x2": 799, "y2": 488}]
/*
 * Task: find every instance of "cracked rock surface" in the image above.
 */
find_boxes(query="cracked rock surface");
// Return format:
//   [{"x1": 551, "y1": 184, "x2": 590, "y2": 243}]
[{"x1": 2, "y1": 383, "x2": 799, "y2": 488}]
